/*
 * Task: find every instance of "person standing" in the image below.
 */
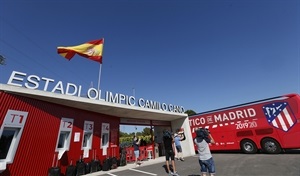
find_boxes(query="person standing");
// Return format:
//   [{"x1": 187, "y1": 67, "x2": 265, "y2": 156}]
[
  {"x1": 194, "y1": 128, "x2": 216, "y2": 176},
  {"x1": 141, "y1": 136, "x2": 147, "y2": 146},
  {"x1": 133, "y1": 136, "x2": 141, "y2": 167},
  {"x1": 174, "y1": 128, "x2": 185, "y2": 161},
  {"x1": 163, "y1": 129, "x2": 179, "y2": 176}
]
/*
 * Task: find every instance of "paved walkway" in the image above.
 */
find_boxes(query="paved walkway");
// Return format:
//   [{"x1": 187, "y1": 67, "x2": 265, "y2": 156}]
[{"x1": 86, "y1": 157, "x2": 166, "y2": 176}]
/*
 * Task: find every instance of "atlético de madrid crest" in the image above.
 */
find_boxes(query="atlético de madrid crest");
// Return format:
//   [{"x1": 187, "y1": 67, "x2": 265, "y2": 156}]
[{"x1": 262, "y1": 102, "x2": 296, "y2": 132}]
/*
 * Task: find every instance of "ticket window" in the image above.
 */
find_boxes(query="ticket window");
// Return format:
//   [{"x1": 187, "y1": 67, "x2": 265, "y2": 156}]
[
  {"x1": 56, "y1": 118, "x2": 73, "y2": 159},
  {"x1": 82, "y1": 133, "x2": 92, "y2": 148},
  {"x1": 57, "y1": 132, "x2": 70, "y2": 149},
  {"x1": 101, "y1": 123, "x2": 110, "y2": 155},
  {"x1": 82, "y1": 121, "x2": 94, "y2": 158},
  {"x1": 0, "y1": 128, "x2": 19, "y2": 160},
  {"x1": 0, "y1": 110, "x2": 28, "y2": 172}
]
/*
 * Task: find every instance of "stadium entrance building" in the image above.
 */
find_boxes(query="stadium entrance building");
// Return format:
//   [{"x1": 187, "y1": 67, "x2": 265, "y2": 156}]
[{"x1": 0, "y1": 71, "x2": 194, "y2": 175}]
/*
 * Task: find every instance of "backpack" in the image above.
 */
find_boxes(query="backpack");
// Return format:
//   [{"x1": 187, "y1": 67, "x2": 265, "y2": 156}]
[
  {"x1": 195, "y1": 128, "x2": 211, "y2": 143},
  {"x1": 196, "y1": 128, "x2": 209, "y2": 138}
]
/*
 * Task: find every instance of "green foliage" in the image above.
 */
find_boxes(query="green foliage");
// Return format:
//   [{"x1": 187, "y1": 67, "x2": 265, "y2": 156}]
[
  {"x1": 119, "y1": 127, "x2": 153, "y2": 147},
  {"x1": 119, "y1": 135, "x2": 152, "y2": 147},
  {"x1": 185, "y1": 109, "x2": 196, "y2": 116},
  {"x1": 142, "y1": 127, "x2": 152, "y2": 136},
  {"x1": 119, "y1": 131, "x2": 135, "y2": 137},
  {"x1": 119, "y1": 127, "x2": 153, "y2": 137}
]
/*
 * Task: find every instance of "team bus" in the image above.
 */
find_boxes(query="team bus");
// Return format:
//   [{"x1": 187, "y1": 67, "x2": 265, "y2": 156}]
[{"x1": 189, "y1": 93, "x2": 300, "y2": 154}]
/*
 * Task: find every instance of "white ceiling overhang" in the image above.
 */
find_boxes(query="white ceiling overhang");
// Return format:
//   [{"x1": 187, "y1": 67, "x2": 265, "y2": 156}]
[{"x1": 0, "y1": 84, "x2": 187, "y2": 121}]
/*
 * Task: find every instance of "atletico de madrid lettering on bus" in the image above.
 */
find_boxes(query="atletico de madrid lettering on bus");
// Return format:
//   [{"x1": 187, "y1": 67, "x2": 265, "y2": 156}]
[{"x1": 189, "y1": 108, "x2": 257, "y2": 129}]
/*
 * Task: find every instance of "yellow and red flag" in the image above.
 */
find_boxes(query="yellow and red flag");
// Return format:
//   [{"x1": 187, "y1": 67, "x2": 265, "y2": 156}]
[{"x1": 57, "y1": 39, "x2": 104, "y2": 63}]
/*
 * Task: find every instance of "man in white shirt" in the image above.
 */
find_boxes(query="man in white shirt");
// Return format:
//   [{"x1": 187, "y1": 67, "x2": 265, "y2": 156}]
[{"x1": 194, "y1": 128, "x2": 216, "y2": 176}]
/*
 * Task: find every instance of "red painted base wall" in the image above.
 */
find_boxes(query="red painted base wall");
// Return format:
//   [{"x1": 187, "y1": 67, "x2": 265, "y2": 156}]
[{"x1": 0, "y1": 91, "x2": 120, "y2": 175}]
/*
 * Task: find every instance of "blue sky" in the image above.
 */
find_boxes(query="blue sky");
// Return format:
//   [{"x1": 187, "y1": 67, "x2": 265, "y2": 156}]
[{"x1": 0, "y1": 0, "x2": 299, "y2": 133}]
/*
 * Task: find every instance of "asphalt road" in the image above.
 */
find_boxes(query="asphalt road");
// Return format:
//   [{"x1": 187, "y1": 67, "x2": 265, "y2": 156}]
[{"x1": 96, "y1": 149, "x2": 300, "y2": 176}]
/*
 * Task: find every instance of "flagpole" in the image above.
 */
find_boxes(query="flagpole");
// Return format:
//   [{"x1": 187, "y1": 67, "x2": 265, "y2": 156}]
[
  {"x1": 97, "y1": 38, "x2": 104, "y2": 93},
  {"x1": 97, "y1": 63, "x2": 102, "y2": 92}
]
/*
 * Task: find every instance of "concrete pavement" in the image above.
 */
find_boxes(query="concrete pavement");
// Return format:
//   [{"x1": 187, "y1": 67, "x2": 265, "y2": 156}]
[{"x1": 86, "y1": 156, "x2": 167, "y2": 176}]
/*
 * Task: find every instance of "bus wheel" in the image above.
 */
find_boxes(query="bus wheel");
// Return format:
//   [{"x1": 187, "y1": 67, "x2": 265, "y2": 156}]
[
  {"x1": 240, "y1": 139, "x2": 257, "y2": 154},
  {"x1": 261, "y1": 138, "x2": 281, "y2": 154}
]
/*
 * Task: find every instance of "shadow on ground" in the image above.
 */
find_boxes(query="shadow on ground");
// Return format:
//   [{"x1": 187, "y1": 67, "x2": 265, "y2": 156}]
[{"x1": 162, "y1": 164, "x2": 174, "y2": 173}]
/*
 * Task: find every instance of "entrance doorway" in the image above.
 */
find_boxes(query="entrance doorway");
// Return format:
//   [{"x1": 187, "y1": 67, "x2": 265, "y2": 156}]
[
  {"x1": 119, "y1": 118, "x2": 172, "y2": 160},
  {"x1": 119, "y1": 124, "x2": 153, "y2": 148}
]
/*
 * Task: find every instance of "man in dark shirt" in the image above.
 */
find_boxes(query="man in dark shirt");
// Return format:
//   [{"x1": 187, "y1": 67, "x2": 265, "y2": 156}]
[{"x1": 163, "y1": 130, "x2": 179, "y2": 176}]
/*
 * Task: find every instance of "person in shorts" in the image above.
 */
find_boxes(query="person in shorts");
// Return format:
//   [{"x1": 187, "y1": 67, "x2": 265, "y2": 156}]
[
  {"x1": 133, "y1": 136, "x2": 141, "y2": 166},
  {"x1": 174, "y1": 128, "x2": 186, "y2": 161},
  {"x1": 163, "y1": 129, "x2": 179, "y2": 176},
  {"x1": 194, "y1": 128, "x2": 216, "y2": 176}
]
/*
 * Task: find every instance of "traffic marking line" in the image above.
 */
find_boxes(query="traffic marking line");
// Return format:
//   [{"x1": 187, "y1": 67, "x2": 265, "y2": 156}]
[
  {"x1": 107, "y1": 173, "x2": 117, "y2": 176},
  {"x1": 129, "y1": 168, "x2": 157, "y2": 175}
]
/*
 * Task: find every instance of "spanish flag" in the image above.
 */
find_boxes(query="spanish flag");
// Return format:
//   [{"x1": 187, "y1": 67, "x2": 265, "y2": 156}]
[{"x1": 57, "y1": 39, "x2": 104, "y2": 63}]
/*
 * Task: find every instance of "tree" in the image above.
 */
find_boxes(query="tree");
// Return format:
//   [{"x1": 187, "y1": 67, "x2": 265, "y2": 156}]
[
  {"x1": 0, "y1": 54, "x2": 5, "y2": 65},
  {"x1": 185, "y1": 109, "x2": 196, "y2": 116},
  {"x1": 119, "y1": 131, "x2": 129, "y2": 137},
  {"x1": 141, "y1": 127, "x2": 152, "y2": 136}
]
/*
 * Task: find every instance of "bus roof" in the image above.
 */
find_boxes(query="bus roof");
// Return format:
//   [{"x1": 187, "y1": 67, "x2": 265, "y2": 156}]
[{"x1": 189, "y1": 93, "x2": 298, "y2": 118}]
